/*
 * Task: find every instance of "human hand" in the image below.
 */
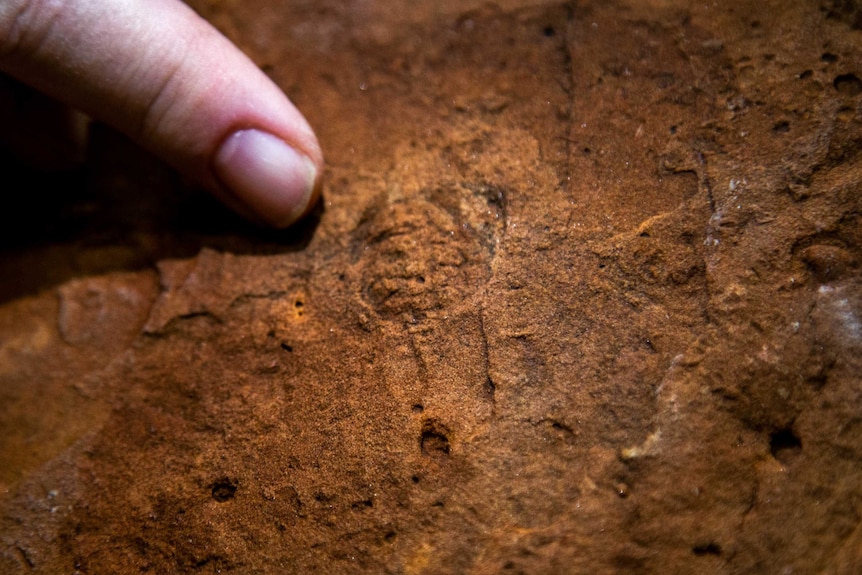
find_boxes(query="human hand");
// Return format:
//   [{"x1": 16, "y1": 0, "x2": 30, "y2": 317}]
[{"x1": 0, "y1": 0, "x2": 323, "y2": 228}]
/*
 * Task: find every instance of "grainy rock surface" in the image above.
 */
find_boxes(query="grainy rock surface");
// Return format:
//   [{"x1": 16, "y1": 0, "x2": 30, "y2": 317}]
[{"x1": 2, "y1": 1, "x2": 862, "y2": 573}]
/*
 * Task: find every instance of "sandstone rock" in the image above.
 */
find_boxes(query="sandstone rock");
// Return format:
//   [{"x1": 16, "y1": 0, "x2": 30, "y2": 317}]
[{"x1": 2, "y1": 1, "x2": 861, "y2": 573}]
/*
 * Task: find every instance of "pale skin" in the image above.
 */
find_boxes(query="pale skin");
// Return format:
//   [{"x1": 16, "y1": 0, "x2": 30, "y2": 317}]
[{"x1": 0, "y1": 0, "x2": 323, "y2": 228}]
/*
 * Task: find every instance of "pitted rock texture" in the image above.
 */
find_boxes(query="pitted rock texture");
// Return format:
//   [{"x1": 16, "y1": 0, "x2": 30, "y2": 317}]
[{"x1": 2, "y1": 1, "x2": 862, "y2": 573}]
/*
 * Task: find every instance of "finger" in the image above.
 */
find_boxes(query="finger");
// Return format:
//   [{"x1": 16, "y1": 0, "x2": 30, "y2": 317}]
[{"x1": 0, "y1": 0, "x2": 323, "y2": 228}]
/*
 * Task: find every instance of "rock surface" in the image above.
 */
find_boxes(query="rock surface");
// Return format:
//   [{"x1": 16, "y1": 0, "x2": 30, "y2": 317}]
[{"x1": 2, "y1": 1, "x2": 862, "y2": 573}]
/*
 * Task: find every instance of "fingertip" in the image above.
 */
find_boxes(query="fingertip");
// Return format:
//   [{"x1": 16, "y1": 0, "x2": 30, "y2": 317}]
[{"x1": 213, "y1": 129, "x2": 320, "y2": 228}]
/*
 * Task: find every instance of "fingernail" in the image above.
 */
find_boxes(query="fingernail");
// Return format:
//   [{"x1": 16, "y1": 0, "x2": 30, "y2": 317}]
[{"x1": 213, "y1": 129, "x2": 317, "y2": 227}]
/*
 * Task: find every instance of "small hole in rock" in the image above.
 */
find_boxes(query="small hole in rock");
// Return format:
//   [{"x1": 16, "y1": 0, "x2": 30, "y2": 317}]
[
  {"x1": 834, "y1": 73, "x2": 862, "y2": 96},
  {"x1": 770, "y1": 428, "x2": 802, "y2": 462},
  {"x1": 211, "y1": 479, "x2": 237, "y2": 502},
  {"x1": 280, "y1": 342, "x2": 293, "y2": 352},
  {"x1": 692, "y1": 542, "x2": 722, "y2": 556},
  {"x1": 798, "y1": 69, "x2": 813, "y2": 80},
  {"x1": 772, "y1": 120, "x2": 790, "y2": 133},
  {"x1": 411, "y1": 475, "x2": 421, "y2": 483},
  {"x1": 420, "y1": 420, "x2": 451, "y2": 457},
  {"x1": 412, "y1": 404, "x2": 424, "y2": 414},
  {"x1": 542, "y1": 25, "x2": 556, "y2": 37},
  {"x1": 821, "y1": 52, "x2": 838, "y2": 63}
]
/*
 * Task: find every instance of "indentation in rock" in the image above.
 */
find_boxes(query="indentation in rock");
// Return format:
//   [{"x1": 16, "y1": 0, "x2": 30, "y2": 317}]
[
  {"x1": 833, "y1": 73, "x2": 862, "y2": 96},
  {"x1": 420, "y1": 420, "x2": 451, "y2": 457},
  {"x1": 770, "y1": 428, "x2": 802, "y2": 463},
  {"x1": 293, "y1": 294, "x2": 306, "y2": 319},
  {"x1": 211, "y1": 478, "x2": 238, "y2": 502},
  {"x1": 692, "y1": 542, "x2": 722, "y2": 556},
  {"x1": 772, "y1": 120, "x2": 790, "y2": 134}
]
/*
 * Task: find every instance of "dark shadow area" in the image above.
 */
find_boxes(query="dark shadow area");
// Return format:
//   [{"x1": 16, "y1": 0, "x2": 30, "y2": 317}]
[
  {"x1": 0, "y1": 123, "x2": 322, "y2": 303},
  {"x1": 770, "y1": 427, "x2": 803, "y2": 464}
]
